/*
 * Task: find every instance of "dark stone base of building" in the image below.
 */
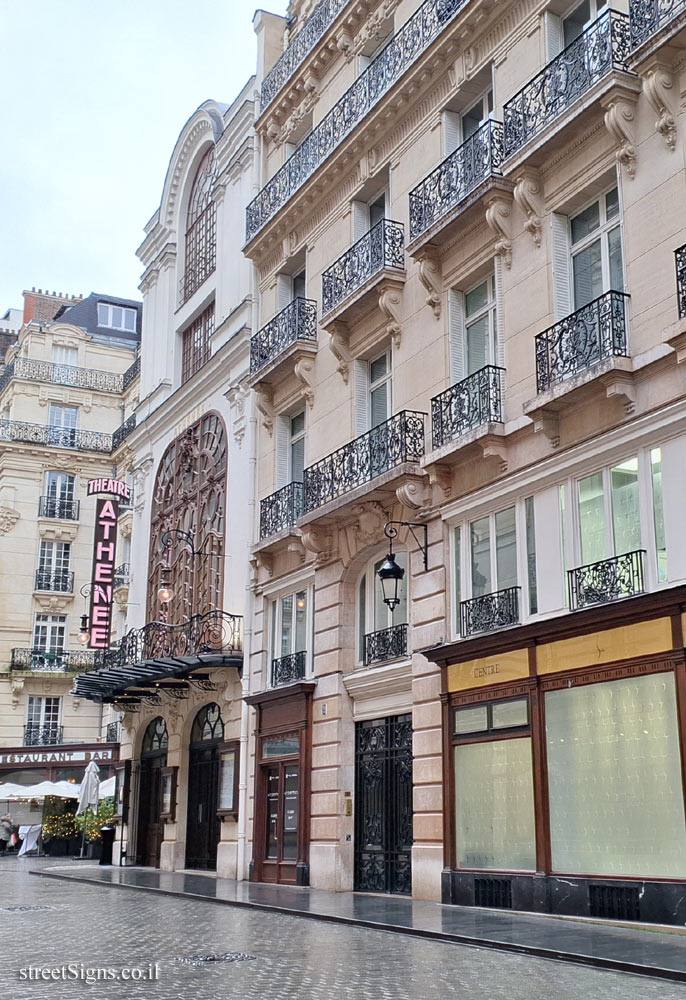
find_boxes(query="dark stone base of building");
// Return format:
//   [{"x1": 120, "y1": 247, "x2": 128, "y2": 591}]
[{"x1": 442, "y1": 870, "x2": 686, "y2": 926}]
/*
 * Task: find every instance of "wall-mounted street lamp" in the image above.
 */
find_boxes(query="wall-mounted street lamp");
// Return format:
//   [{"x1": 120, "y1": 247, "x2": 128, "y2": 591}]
[
  {"x1": 377, "y1": 521, "x2": 428, "y2": 612},
  {"x1": 156, "y1": 528, "x2": 214, "y2": 606},
  {"x1": 78, "y1": 584, "x2": 93, "y2": 644}
]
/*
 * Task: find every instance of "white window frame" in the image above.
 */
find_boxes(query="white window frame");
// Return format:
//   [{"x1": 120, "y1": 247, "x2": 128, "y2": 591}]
[
  {"x1": 97, "y1": 302, "x2": 137, "y2": 332},
  {"x1": 269, "y1": 584, "x2": 314, "y2": 682},
  {"x1": 27, "y1": 695, "x2": 61, "y2": 729},
  {"x1": 460, "y1": 87, "x2": 494, "y2": 141},
  {"x1": 45, "y1": 471, "x2": 75, "y2": 500},
  {"x1": 48, "y1": 404, "x2": 78, "y2": 429},
  {"x1": 357, "y1": 551, "x2": 410, "y2": 665},
  {"x1": 289, "y1": 410, "x2": 306, "y2": 483},
  {"x1": 569, "y1": 185, "x2": 624, "y2": 308},
  {"x1": 38, "y1": 540, "x2": 71, "y2": 575},
  {"x1": 51, "y1": 344, "x2": 79, "y2": 366},
  {"x1": 368, "y1": 349, "x2": 392, "y2": 428},
  {"x1": 32, "y1": 614, "x2": 67, "y2": 653},
  {"x1": 464, "y1": 274, "x2": 498, "y2": 375}
]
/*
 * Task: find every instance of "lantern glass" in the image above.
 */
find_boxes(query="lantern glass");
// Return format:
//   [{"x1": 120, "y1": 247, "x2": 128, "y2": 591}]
[
  {"x1": 158, "y1": 567, "x2": 174, "y2": 604},
  {"x1": 377, "y1": 552, "x2": 405, "y2": 611}
]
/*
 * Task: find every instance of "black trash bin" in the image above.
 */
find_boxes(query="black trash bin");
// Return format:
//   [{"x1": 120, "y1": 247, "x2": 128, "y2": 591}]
[{"x1": 99, "y1": 825, "x2": 115, "y2": 866}]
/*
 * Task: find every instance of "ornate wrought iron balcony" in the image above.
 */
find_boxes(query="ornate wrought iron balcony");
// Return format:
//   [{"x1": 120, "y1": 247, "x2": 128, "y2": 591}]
[
  {"x1": 101, "y1": 610, "x2": 243, "y2": 670},
  {"x1": 630, "y1": 0, "x2": 686, "y2": 47},
  {"x1": 364, "y1": 623, "x2": 408, "y2": 666},
  {"x1": 0, "y1": 419, "x2": 112, "y2": 453},
  {"x1": 38, "y1": 496, "x2": 80, "y2": 520},
  {"x1": 2, "y1": 356, "x2": 126, "y2": 393},
  {"x1": 260, "y1": 0, "x2": 351, "y2": 110},
  {"x1": 114, "y1": 563, "x2": 131, "y2": 588},
  {"x1": 259, "y1": 482, "x2": 304, "y2": 540},
  {"x1": 535, "y1": 291, "x2": 629, "y2": 393},
  {"x1": 460, "y1": 587, "x2": 520, "y2": 637},
  {"x1": 303, "y1": 410, "x2": 425, "y2": 513},
  {"x1": 122, "y1": 354, "x2": 141, "y2": 390},
  {"x1": 271, "y1": 650, "x2": 307, "y2": 686},
  {"x1": 250, "y1": 298, "x2": 317, "y2": 377},
  {"x1": 322, "y1": 219, "x2": 404, "y2": 318},
  {"x1": 246, "y1": 0, "x2": 472, "y2": 242},
  {"x1": 568, "y1": 550, "x2": 645, "y2": 611},
  {"x1": 11, "y1": 648, "x2": 102, "y2": 673},
  {"x1": 112, "y1": 414, "x2": 136, "y2": 451},
  {"x1": 34, "y1": 570, "x2": 74, "y2": 593},
  {"x1": 503, "y1": 11, "x2": 631, "y2": 158},
  {"x1": 409, "y1": 121, "x2": 504, "y2": 243},
  {"x1": 24, "y1": 724, "x2": 63, "y2": 746},
  {"x1": 676, "y1": 243, "x2": 686, "y2": 318},
  {"x1": 431, "y1": 365, "x2": 505, "y2": 450},
  {"x1": 0, "y1": 361, "x2": 14, "y2": 395}
]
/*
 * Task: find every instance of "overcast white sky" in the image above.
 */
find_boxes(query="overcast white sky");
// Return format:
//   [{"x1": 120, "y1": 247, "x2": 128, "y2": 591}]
[{"x1": 0, "y1": 0, "x2": 288, "y2": 313}]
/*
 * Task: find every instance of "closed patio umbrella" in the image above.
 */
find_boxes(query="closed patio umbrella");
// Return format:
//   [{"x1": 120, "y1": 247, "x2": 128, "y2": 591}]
[{"x1": 76, "y1": 760, "x2": 100, "y2": 858}]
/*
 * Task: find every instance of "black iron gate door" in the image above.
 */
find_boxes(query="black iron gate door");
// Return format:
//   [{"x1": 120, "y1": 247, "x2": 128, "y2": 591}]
[
  {"x1": 185, "y1": 746, "x2": 220, "y2": 870},
  {"x1": 354, "y1": 714, "x2": 413, "y2": 895}
]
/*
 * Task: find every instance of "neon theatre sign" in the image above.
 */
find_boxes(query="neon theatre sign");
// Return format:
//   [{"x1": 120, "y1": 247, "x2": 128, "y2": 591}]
[{"x1": 87, "y1": 478, "x2": 129, "y2": 648}]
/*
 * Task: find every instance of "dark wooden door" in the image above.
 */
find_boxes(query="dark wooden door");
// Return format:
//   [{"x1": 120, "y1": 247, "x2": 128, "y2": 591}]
[
  {"x1": 260, "y1": 761, "x2": 300, "y2": 884},
  {"x1": 185, "y1": 745, "x2": 220, "y2": 870},
  {"x1": 137, "y1": 754, "x2": 165, "y2": 867},
  {"x1": 354, "y1": 714, "x2": 413, "y2": 895}
]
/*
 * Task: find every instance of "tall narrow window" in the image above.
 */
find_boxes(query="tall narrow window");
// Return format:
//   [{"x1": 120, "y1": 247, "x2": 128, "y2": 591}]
[
  {"x1": 525, "y1": 497, "x2": 538, "y2": 615},
  {"x1": 33, "y1": 614, "x2": 66, "y2": 653},
  {"x1": 358, "y1": 554, "x2": 408, "y2": 663},
  {"x1": 46, "y1": 472, "x2": 75, "y2": 500},
  {"x1": 271, "y1": 588, "x2": 311, "y2": 684},
  {"x1": 464, "y1": 276, "x2": 497, "y2": 376},
  {"x1": 37, "y1": 541, "x2": 71, "y2": 591},
  {"x1": 570, "y1": 187, "x2": 623, "y2": 309},
  {"x1": 469, "y1": 507, "x2": 516, "y2": 598},
  {"x1": 289, "y1": 411, "x2": 305, "y2": 483},
  {"x1": 369, "y1": 352, "x2": 391, "y2": 428},
  {"x1": 182, "y1": 146, "x2": 217, "y2": 304},
  {"x1": 577, "y1": 458, "x2": 640, "y2": 565},
  {"x1": 181, "y1": 303, "x2": 214, "y2": 383},
  {"x1": 461, "y1": 89, "x2": 493, "y2": 139},
  {"x1": 651, "y1": 448, "x2": 667, "y2": 582}
]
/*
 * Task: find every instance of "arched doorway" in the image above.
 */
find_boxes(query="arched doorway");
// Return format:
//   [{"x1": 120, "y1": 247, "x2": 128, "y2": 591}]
[
  {"x1": 137, "y1": 717, "x2": 168, "y2": 867},
  {"x1": 186, "y1": 703, "x2": 224, "y2": 870}
]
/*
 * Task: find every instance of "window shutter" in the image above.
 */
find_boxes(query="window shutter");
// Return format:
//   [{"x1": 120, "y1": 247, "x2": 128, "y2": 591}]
[
  {"x1": 275, "y1": 415, "x2": 290, "y2": 487},
  {"x1": 545, "y1": 11, "x2": 564, "y2": 60},
  {"x1": 551, "y1": 213, "x2": 572, "y2": 320},
  {"x1": 448, "y1": 288, "x2": 465, "y2": 385},
  {"x1": 353, "y1": 200, "x2": 368, "y2": 242},
  {"x1": 442, "y1": 110, "x2": 461, "y2": 157},
  {"x1": 277, "y1": 274, "x2": 292, "y2": 311},
  {"x1": 354, "y1": 358, "x2": 369, "y2": 436}
]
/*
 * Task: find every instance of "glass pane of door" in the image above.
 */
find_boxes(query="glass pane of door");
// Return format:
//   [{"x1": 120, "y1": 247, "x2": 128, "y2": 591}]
[
  {"x1": 578, "y1": 472, "x2": 606, "y2": 563},
  {"x1": 572, "y1": 239, "x2": 602, "y2": 308},
  {"x1": 495, "y1": 507, "x2": 517, "y2": 590},
  {"x1": 608, "y1": 225, "x2": 624, "y2": 292},
  {"x1": 266, "y1": 767, "x2": 280, "y2": 859},
  {"x1": 610, "y1": 458, "x2": 640, "y2": 556},
  {"x1": 470, "y1": 517, "x2": 491, "y2": 596},
  {"x1": 294, "y1": 592, "x2": 307, "y2": 653},
  {"x1": 281, "y1": 765, "x2": 299, "y2": 861},
  {"x1": 280, "y1": 596, "x2": 293, "y2": 657}
]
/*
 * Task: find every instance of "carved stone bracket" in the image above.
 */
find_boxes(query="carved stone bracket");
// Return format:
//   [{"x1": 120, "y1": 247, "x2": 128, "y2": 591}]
[
  {"x1": 415, "y1": 246, "x2": 442, "y2": 318},
  {"x1": 226, "y1": 382, "x2": 249, "y2": 448},
  {"x1": 132, "y1": 458, "x2": 153, "y2": 513},
  {"x1": 300, "y1": 524, "x2": 336, "y2": 566},
  {"x1": 378, "y1": 282, "x2": 403, "y2": 347},
  {"x1": 603, "y1": 93, "x2": 638, "y2": 179},
  {"x1": 513, "y1": 169, "x2": 543, "y2": 249},
  {"x1": 528, "y1": 408, "x2": 561, "y2": 448},
  {"x1": 253, "y1": 551, "x2": 274, "y2": 579},
  {"x1": 427, "y1": 463, "x2": 453, "y2": 499},
  {"x1": 395, "y1": 476, "x2": 430, "y2": 513},
  {"x1": 602, "y1": 371, "x2": 636, "y2": 415},
  {"x1": 643, "y1": 64, "x2": 677, "y2": 151},
  {"x1": 0, "y1": 505, "x2": 20, "y2": 535},
  {"x1": 11, "y1": 678, "x2": 24, "y2": 708},
  {"x1": 328, "y1": 322, "x2": 351, "y2": 383},
  {"x1": 287, "y1": 536, "x2": 307, "y2": 563},
  {"x1": 294, "y1": 356, "x2": 315, "y2": 408},
  {"x1": 34, "y1": 594, "x2": 73, "y2": 612},
  {"x1": 485, "y1": 194, "x2": 513, "y2": 268},
  {"x1": 477, "y1": 435, "x2": 509, "y2": 475},
  {"x1": 255, "y1": 385, "x2": 275, "y2": 436}
]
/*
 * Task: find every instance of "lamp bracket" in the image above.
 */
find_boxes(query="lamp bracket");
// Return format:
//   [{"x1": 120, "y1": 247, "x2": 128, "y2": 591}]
[
  {"x1": 383, "y1": 521, "x2": 428, "y2": 571},
  {"x1": 160, "y1": 527, "x2": 216, "y2": 560}
]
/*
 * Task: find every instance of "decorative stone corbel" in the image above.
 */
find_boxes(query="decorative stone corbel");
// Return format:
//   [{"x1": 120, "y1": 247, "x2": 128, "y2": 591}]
[
  {"x1": 378, "y1": 283, "x2": 403, "y2": 347},
  {"x1": 477, "y1": 435, "x2": 509, "y2": 475},
  {"x1": 485, "y1": 194, "x2": 513, "y2": 269},
  {"x1": 416, "y1": 247, "x2": 442, "y2": 318},
  {"x1": 643, "y1": 64, "x2": 677, "y2": 151},
  {"x1": 395, "y1": 477, "x2": 430, "y2": 512},
  {"x1": 255, "y1": 385, "x2": 275, "y2": 436},
  {"x1": 350, "y1": 501, "x2": 387, "y2": 548},
  {"x1": 0, "y1": 505, "x2": 20, "y2": 535},
  {"x1": 528, "y1": 408, "x2": 560, "y2": 447},
  {"x1": 119, "y1": 515, "x2": 133, "y2": 539},
  {"x1": 113, "y1": 585, "x2": 130, "y2": 609},
  {"x1": 513, "y1": 169, "x2": 543, "y2": 249},
  {"x1": 603, "y1": 96, "x2": 637, "y2": 179},
  {"x1": 287, "y1": 536, "x2": 307, "y2": 563},
  {"x1": 11, "y1": 678, "x2": 24, "y2": 708},
  {"x1": 336, "y1": 29, "x2": 354, "y2": 62},
  {"x1": 294, "y1": 357, "x2": 315, "y2": 408},
  {"x1": 254, "y1": 551, "x2": 274, "y2": 579},
  {"x1": 300, "y1": 524, "x2": 336, "y2": 566},
  {"x1": 35, "y1": 595, "x2": 72, "y2": 612},
  {"x1": 427, "y1": 463, "x2": 453, "y2": 499},
  {"x1": 226, "y1": 383, "x2": 248, "y2": 448},
  {"x1": 328, "y1": 322, "x2": 351, "y2": 383},
  {"x1": 132, "y1": 457, "x2": 153, "y2": 513},
  {"x1": 603, "y1": 371, "x2": 636, "y2": 415}
]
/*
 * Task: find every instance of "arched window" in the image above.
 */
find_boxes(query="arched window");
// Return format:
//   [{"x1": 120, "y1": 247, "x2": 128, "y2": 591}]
[
  {"x1": 181, "y1": 146, "x2": 217, "y2": 304},
  {"x1": 358, "y1": 552, "x2": 408, "y2": 666},
  {"x1": 147, "y1": 412, "x2": 227, "y2": 623},
  {"x1": 190, "y1": 703, "x2": 224, "y2": 744},
  {"x1": 142, "y1": 717, "x2": 168, "y2": 754}
]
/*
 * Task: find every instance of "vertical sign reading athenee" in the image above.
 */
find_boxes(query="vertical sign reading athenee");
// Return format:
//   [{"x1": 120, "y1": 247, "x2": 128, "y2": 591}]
[{"x1": 87, "y1": 478, "x2": 131, "y2": 649}]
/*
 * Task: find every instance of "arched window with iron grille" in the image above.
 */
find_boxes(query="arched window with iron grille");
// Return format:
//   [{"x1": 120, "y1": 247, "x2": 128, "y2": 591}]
[
  {"x1": 190, "y1": 703, "x2": 225, "y2": 744},
  {"x1": 147, "y1": 412, "x2": 227, "y2": 623},
  {"x1": 180, "y1": 146, "x2": 217, "y2": 304},
  {"x1": 142, "y1": 716, "x2": 168, "y2": 754}
]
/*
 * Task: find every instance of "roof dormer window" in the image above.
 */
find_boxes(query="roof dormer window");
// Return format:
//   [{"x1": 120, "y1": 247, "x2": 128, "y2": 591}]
[{"x1": 97, "y1": 302, "x2": 137, "y2": 332}]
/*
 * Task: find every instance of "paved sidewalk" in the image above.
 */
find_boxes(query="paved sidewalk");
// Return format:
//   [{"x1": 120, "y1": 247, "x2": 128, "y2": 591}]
[{"x1": 32, "y1": 863, "x2": 686, "y2": 983}]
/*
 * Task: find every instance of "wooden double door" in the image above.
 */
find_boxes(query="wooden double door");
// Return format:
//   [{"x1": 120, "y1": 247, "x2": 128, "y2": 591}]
[
  {"x1": 261, "y1": 760, "x2": 301, "y2": 884},
  {"x1": 137, "y1": 753, "x2": 166, "y2": 867},
  {"x1": 185, "y1": 743, "x2": 221, "y2": 870}
]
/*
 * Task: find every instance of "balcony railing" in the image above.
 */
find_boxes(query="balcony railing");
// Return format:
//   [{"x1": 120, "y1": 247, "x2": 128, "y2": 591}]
[
  {"x1": 105, "y1": 721, "x2": 121, "y2": 743},
  {"x1": 38, "y1": 496, "x2": 80, "y2": 520},
  {"x1": 0, "y1": 419, "x2": 112, "y2": 453},
  {"x1": 259, "y1": 482, "x2": 304, "y2": 540},
  {"x1": 630, "y1": 0, "x2": 686, "y2": 47},
  {"x1": 114, "y1": 563, "x2": 130, "y2": 587},
  {"x1": 260, "y1": 0, "x2": 351, "y2": 110},
  {"x1": 1, "y1": 356, "x2": 127, "y2": 393},
  {"x1": 460, "y1": 586, "x2": 520, "y2": 637},
  {"x1": 11, "y1": 648, "x2": 102, "y2": 672},
  {"x1": 431, "y1": 365, "x2": 505, "y2": 450},
  {"x1": 364, "y1": 623, "x2": 408, "y2": 666},
  {"x1": 0, "y1": 360, "x2": 15, "y2": 395},
  {"x1": 246, "y1": 0, "x2": 472, "y2": 242},
  {"x1": 34, "y1": 570, "x2": 74, "y2": 593},
  {"x1": 503, "y1": 11, "x2": 632, "y2": 158},
  {"x1": 409, "y1": 120, "x2": 504, "y2": 242},
  {"x1": 24, "y1": 724, "x2": 63, "y2": 746},
  {"x1": 303, "y1": 410, "x2": 425, "y2": 513},
  {"x1": 122, "y1": 354, "x2": 141, "y2": 390},
  {"x1": 676, "y1": 243, "x2": 686, "y2": 318},
  {"x1": 535, "y1": 291, "x2": 629, "y2": 393},
  {"x1": 271, "y1": 650, "x2": 307, "y2": 687},
  {"x1": 322, "y1": 219, "x2": 404, "y2": 317},
  {"x1": 112, "y1": 414, "x2": 136, "y2": 451},
  {"x1": 568, "y1": 550, "x2": 645, "y2": 611},
  {"x1": 250, "y1": 298, "x2": 317, "y2": 376},
  {"x1": 101, "y1": 610, "x2": 243, "y2": 670}
]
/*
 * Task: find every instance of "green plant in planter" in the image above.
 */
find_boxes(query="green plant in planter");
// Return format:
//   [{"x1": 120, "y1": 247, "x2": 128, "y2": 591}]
[
  {"x1": 41, "y1": 812, "x2": 78, "y2": 842},
  {"x1": 74, "y1": 798, "x2": 115, "y2": 842}
]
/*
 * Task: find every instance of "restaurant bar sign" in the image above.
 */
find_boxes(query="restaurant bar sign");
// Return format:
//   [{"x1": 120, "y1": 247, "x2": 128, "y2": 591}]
[{"x1": 87, "y1": 478, "x2": 129, "y2": 648}]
